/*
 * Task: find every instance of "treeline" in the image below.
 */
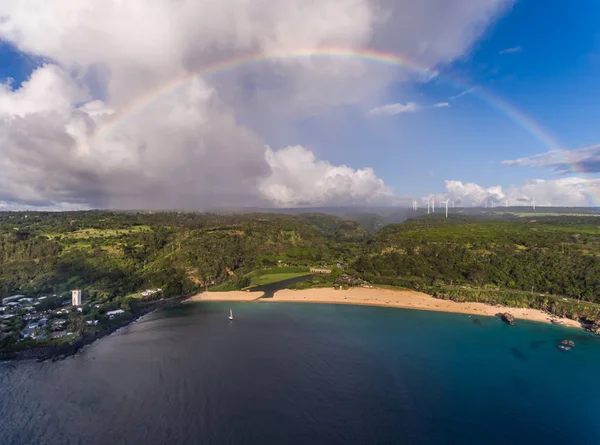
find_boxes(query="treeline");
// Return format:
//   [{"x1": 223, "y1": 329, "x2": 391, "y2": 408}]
[
  {"x1": 4, "y1": 210, "x2": 600, "y2": 323},
  {"x1": 350, "y1": 215, "x2": 600, "y2": 311},
  {"x1": 0, "y1": 211, "x2": 364, "y2": 299}
]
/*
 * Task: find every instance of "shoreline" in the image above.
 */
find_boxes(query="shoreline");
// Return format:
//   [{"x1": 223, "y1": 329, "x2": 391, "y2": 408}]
[
  {"x1": 264, "y1": 288, "x2": 583, "y2": 328},
  {"x1": 0, "y1": 294, "x2": 190, "y2": 363},
  {"x1": 3, "y1": 286, "x2": 586, "y2": 363},
  {"x1": 189, "y1": 287, "x2": 582, "y2": 329}
]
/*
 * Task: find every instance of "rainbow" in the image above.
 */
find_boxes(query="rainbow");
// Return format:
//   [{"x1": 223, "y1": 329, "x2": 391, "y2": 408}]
[
  {"x1": 93, "y1": 47, "x2": 431, "y2": 139},
  {"x1": 92, "y1": 47, "x2": 596, "y2": 206}
]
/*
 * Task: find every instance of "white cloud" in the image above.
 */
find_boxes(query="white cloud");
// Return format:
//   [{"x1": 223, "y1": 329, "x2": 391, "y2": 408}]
[
  {"x1": 443, "y1": 180, "x2": 506, "y2": 206},
  {"x1": 502, "y1": 144, "x2": 600, "y2": 174},
  {"x1": 260, "y1": 146, "x2": 395, "y2": 206},
  {"x1": 368, "y1": 101, "x2": 449, "y2": 116},
  {"x1": 368, "y1": 102, "x2": 418, "y2": 115},
  {"x1": 440, "y1": 177, "x2": 599, "y2": 207},
  {"x1": 449, "y1": 87, "x2": 477, "y2": 100},
  {"x1": 499, "y1": 46, "x2": 522, "y2": 54},
  {"x1": 0, "y1": 0, "x2": 513, "y2": 209}
]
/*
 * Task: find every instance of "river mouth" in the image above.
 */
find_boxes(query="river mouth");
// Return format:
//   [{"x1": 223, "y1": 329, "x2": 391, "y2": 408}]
[{"x1": 249, "y1": 274, "x2": 316, "y2": 298}]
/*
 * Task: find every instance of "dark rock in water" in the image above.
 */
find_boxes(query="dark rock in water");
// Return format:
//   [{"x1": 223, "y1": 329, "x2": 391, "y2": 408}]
[
  {"x1": 498, "y1": 312, "x2": 515, "y2": 326},
  {"x1": 557, "y1": 339, "x2": 575, "y2": 351},
  {"x1": 589, "y1": 323, "x2": 600, "y2": 336}
]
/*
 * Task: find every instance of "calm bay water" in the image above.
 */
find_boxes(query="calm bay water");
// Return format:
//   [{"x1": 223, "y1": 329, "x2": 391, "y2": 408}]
[{"x1": 2, "y1": 302, "x2": 600, "y2": 445}]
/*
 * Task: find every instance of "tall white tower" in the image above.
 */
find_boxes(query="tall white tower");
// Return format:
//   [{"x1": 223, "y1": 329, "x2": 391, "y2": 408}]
[{"x1": 72, "y1": 289, "x2": 82, "y2": 307}]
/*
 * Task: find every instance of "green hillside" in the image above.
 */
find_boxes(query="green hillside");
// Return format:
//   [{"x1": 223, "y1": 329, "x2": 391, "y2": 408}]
[
  {"x1": 350, "y1": 214, "x2": 600, "y2": 320},
  {"x1": 0, "y1": 211, "x2": 364, "y2": 299}
]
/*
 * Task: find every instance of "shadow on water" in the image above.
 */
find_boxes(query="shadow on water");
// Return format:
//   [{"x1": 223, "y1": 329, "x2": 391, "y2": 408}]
[
  {"x1": 529, "y1": 340, "x2": 548, "y2": 350},
  {"x1": 510, "y1": 347, "x2": 528, "y2": 361},
  {"x1": 511, "y1": 375, "x2": 531, "y2": 395},
  {"x1": 250, "y1": 274, "x2": 316, "y2": 298}
]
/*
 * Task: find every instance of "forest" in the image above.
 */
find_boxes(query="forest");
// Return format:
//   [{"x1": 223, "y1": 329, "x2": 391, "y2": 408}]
[
  {"x1": 2, "y1": 209, "x2": 600, "y2": 328},
  {"x1": 0, "y1": 211, "x2": 366, "y2": 299}
]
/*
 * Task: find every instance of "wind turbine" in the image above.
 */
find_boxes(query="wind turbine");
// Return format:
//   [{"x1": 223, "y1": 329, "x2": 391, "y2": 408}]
[
  {"x1": 427, "y1": 199, "x2": 430, "y2": 214},
  {"x1": 532, "y1": 197, "x2": 536, "y2": 211},
  {"x1": 505, "y1": 199, "x2": 509, "y2": 208},
  {"x1": 432, "y1": 196, "x2": 435, "y2": 213},
  {"x1": 443, "y1": 199, "x2": 450, "y2": 218}
]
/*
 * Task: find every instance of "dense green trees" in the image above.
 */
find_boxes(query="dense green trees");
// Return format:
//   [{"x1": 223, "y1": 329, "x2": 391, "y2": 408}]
[
  {"x1": 0, "y1": 211, "x2": 363, "y2": 299},
  {"x1": 351, "y1": 215, "x2": 600, "y2": 309},
  {"x1": 3, "y1": 210, "x2": 600, "y2": 323}
]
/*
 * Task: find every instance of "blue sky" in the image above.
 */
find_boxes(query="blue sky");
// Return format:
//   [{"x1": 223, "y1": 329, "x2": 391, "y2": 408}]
[
  {"x1": 1, "y1": 0, "x2": 600, "y2": 209},
  {"x1": 252, "y1": 0, "x2": 600, "y2": 198}
]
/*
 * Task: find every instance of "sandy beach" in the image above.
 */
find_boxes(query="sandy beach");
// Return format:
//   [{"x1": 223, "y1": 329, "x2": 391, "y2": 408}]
[
  {"x1": 263, "y1": 287, "x2": 582, "y2": 328},
  {"x1": 185, "y1": 291, "x2": 264, "y2": 302},
  {"x1": 184, "y1": 287, "x2": 581, "y2": 328}
]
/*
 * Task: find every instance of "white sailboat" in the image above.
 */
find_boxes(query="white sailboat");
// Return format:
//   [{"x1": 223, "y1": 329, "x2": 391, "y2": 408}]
[{"x1": 228, "y1": 309, "x2": 233, "y2": 321}]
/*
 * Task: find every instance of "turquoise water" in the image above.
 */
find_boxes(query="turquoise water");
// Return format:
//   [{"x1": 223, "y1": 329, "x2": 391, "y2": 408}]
[{"x1": 1, "y1": 302, "x2": 600, "y2": 444}]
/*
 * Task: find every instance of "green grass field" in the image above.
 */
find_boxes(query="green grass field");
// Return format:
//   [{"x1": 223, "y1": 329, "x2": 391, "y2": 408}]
[{"x1": 249, "y1": 272, "x2": 311, "y2": 287}]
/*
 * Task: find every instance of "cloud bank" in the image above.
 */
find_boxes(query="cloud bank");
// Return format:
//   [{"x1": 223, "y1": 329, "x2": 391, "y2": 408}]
[
  {"x1": 440, "y1": 177, "x2": 600, "y2": 207},
  {"x1": 0, "y1": 0, "x2": 512, "y2": 209},
  {"x1": 261, "y1": 146, "x2": 395, "y2": 206}
]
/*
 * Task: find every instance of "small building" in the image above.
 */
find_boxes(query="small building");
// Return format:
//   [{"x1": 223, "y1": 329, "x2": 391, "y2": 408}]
[
  {"x1": 86, "y1": 320, "x2": 99, "y2": 326},
  {"x1": 24, "y1": 314, "x2": 41, "y2": 322},
  {"x1": 7, "y1": 302, "x2": 20, "y2": 307},
  {"x1": 51, "y1": 319, "x2": 67, "y2": 330},
  {"x1": 72, "y1": 289, "x2": 83, "y2": 307},
  {"x1": 0, "y1": 306, "x2": 6, "y2": 312},
  {"x1": 309, "y1": 268, "x2": 332, "y2": 274},
  {"x1": 18, "y1": 297, "x2": 33, "y2": 303},
  {"x1": 106, "y1": 309, "x2": 125, "y2": 319},
  {"x1": 1, "y1": 295, "x2": 24, "y2": 305}
]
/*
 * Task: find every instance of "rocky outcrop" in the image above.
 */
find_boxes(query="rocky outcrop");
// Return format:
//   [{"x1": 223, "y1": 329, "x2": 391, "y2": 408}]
[
  {"x1": 499, "y1": 312, "x2": 515, "y2": 326},
  {"x1": 557, "y1": 339, "x2": 575, "y2": 351},
  {"x1": 589, "y1": 323, "x2": 600, "y2": 335}
]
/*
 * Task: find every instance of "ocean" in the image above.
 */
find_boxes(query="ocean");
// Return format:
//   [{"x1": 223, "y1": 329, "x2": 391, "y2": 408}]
[{"x1": 1, "y1": 302, "x2": 600, "y2": 445}]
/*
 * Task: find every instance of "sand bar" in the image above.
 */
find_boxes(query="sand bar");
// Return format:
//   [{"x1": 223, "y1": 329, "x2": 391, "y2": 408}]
[
  {"x1": 185, "y1": 291, "x2": 264, "y2": 302},
  {"x1": 263, "y1": 287, "x2": 582, "y2": 328}
]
